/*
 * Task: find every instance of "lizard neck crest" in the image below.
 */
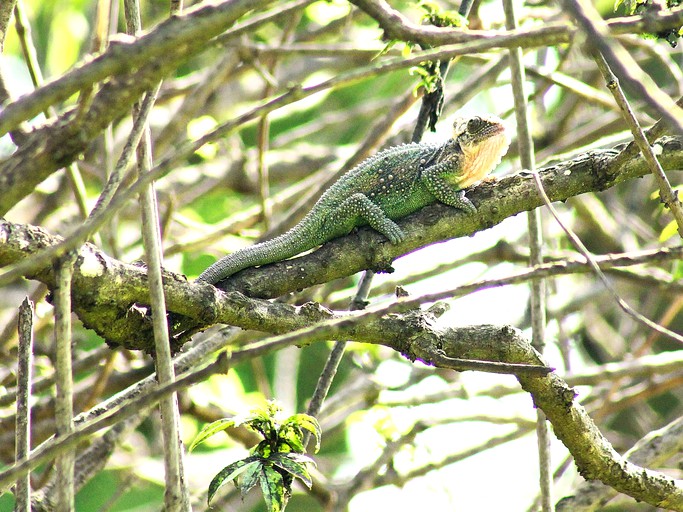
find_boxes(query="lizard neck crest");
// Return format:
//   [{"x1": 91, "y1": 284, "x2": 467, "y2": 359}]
[{"x1": 452, "y1": 115, "x2": 510, "y2": 188}]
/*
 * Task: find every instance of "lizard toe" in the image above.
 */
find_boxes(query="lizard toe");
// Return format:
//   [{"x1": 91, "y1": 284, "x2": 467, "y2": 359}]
[
  {"x1": 385, "y1": 224, "x2": 405, "y2": 244},
  {"x1": 456, "y1": 191, "x2": 477, "y2": 214}
]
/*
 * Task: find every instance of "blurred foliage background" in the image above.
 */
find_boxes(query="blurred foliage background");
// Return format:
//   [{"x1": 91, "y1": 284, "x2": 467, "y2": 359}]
[{"x1": 1, "y1": 0, "x2": 683, "y2": 510}]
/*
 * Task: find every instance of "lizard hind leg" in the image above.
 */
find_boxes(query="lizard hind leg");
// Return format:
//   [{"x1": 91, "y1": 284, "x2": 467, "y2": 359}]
[{"x1": 330, "y1": 192, "x2": 406, "y2": 244}]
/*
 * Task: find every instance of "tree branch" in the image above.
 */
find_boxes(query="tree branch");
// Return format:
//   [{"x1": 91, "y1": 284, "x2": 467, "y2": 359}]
[
  {"x1": 215, "y1": 137, "x2": 683, "y2": 298},
  {"x1": 348, "y1": 0, "x2": 683, "y2": 47},
  {"x1": 2, "y1": 2, "x2": 681, "y2": 215},
  {"x1": 1, "y1": 319, "x2": 681, "y2": 509},
  {"x1": 0, "y1": 137, "x2": 681, "y2": 349},
  {"x1": 0, "y1": 0, "x2": 276, "y2": 137}
]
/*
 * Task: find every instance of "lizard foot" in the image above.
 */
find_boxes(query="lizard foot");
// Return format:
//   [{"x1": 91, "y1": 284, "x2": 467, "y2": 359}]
[
  {"x1": 453, "y1": 190, "x2": 476, "y2": 214},
  {"x1": 380, "y1": 220, "x2": 405, "y2": 244}
]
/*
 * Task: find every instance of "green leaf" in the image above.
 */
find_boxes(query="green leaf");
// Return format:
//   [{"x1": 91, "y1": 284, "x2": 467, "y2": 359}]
[
  {"x1": 672, "y1": 259, "x2": 683, "y2": 280},
  {"x1": 375, "y1": 40, "x2": 397, "y2": 59},
  {"x1": 277, "y1": 435, "x2": 300, "y2": 454},
  {"x1": 616, "y1": 0, "x2": 643, "y2": 15},
  {"x1": 188, "y1": 418, "x2": 236, "y2": 452},
  {"x1": 269, "y1": 452, "x2": 315, "y2": 489},
  {"x1": 247, "y1": 402, "x2": 281, "y2": 439},
  {"x1": 408, "y1": 63, "x2": 442, "y2": 95},
  {"x1": 207, "y1": 457, "x2": 261, "y2": 504},
  {"x1": 418, "y1": 0, "x2": 467, "y2": 27},
  {"x1": 282, "y1": 414, "x2": 321, "y2": 453},
  {"x1": 659, "y1": 219, "x2": 679, "y2": 242},
  {"x1": 253, "y1": 439, "x2": 273, "y2": 458},
  {"x1": 259, "y1": 465, "x2": 286, "y2": 512},
  {"x1": 239, "y1": 460, "x2": 262, "y2": 497}
]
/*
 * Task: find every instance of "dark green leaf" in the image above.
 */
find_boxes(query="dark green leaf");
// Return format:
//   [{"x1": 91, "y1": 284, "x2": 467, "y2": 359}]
[
  {"x1": 239, "y1": 460, "x2": 262, "y2": 497},
  {"x1": 259, "y1": 465, "x2": 286, "y2": 512},
  {"x1": 253, "y1": 439, "x2": 273, "y2": 458},
  {"x1": 207, "y1": 457, "x2": 261, "y2": 505},
  {"x1": 269, "y1": 452, "x2": 315, "y2": 489}
]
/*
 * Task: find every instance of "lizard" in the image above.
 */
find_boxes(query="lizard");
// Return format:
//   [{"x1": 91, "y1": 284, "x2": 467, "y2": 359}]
[{"x1": 196, "y1": 114, "x2": 510, "y2": 285}]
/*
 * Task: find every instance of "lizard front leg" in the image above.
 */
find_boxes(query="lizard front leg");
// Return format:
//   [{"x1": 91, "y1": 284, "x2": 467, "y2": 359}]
[
  {"x1": 326, "y1": 193, "x2": 406, "y2": 244},
  {"x1": 421, "y1": 164, "x2": 477, "y2": 214}
]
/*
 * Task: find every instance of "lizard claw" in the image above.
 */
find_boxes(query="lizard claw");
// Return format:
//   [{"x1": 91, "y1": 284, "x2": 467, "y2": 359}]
[
  {"x1": 383, "y1": 221, "x2": 405, "y2": 244},
  {"x1": 455, "y1": 190, "x2": 476, "y2": 214}
]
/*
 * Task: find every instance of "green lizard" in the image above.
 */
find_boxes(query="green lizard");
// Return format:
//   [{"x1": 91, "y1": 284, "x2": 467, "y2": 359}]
[{"x1": 197, "y1": 114, "x2": 510, "y2": 285}]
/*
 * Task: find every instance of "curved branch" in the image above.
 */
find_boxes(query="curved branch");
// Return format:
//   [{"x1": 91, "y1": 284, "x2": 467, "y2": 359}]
[
  {"x1": 556, "y1": 415, "x2": 683, "y2": 510},
  {"x1": 404, "y1": 324, "x2": 683, "y2": 510},
  {"x1": 2, "y1": 1, "x2": 681, "y2": 215},
  {"x1": 0, "y1": 0, "x2": 278, "y2": 216},
  {"x1": 1, "y1": 317, "x2": 681, "y2": 509},
  {"x1": 0, "y1": 23, "x2": 567, "y2": 215}
]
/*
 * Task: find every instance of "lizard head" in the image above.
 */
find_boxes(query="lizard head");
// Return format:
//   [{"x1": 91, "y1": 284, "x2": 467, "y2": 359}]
[{"x1": 451, "y1": 114, "x2": 510, "y2": 188}]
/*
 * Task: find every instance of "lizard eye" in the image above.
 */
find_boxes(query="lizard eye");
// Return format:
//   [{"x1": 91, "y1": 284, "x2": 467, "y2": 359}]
[{"x1": 467, "y1": 117, "x2": 485, "y2": 133}]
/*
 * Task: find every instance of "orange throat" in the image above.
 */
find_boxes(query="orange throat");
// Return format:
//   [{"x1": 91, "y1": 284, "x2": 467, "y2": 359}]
[{"x1": 457, "y1": 130, "x2": 511, "y2": 188}]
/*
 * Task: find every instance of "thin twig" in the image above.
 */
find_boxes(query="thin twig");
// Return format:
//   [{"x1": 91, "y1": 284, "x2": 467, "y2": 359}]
[
  {"x1": 53, "y1": 252, "x2": 77, "y2": 511},
  {"x1": 304, "y1": 268, "x2": 375, "y2": 448},
  {"x1": 0, "y1": 321, "x2": 682, "y2": 508},
  {"x1": 255, "y1": 11, "x2": 302, "y2": 231},
  {"x1": 0, "y1": 86, "x2": 160, "y2": 287},
  {"x1": 526, "y1": 172, "x2": 683, "y2": 346},
  {"x1": 503, "y1": 0, "x2": 552, "y2": 508},
  {"x1": 375, "y1": 428, "x2": 532, "y2": 489},
  {"x1": 13, "y1": 0, "x2": 94, "y2": 226},
  {"x1": 0, "y1": 0, "x2": 17, "y2": 51},
  {"x1": 15, "y1": 297, "x2": 34, "y2": 512},
  {"x1": 0, "y1": 0, "x2": 279, "y2": 137},
  {"x1": 123, "y1": 0, "x2": 189, "y2": 508},
  {"x1": 592, "y1": 52, "x2": 683, "y2": 237},
  {"x1": 304, "y1": 0, "x2": 475, "y2": 446},
  {"x1": 301, "y1": 86, "x2": 420, "y2": 444}
]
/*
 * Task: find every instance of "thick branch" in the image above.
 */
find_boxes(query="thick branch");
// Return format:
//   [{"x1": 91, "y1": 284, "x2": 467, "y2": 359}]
[
  {"x1": 0, "y1": 0, "x2": 275, "y2": 137},
  {"x1": 0, "y1": 137, "x2": 681, "y2": 349},
  {"x1": 2, "y1": 2, "x2": 681, "y2": 215},
  {"x1": 0, "y1": 0, "x2": 276, "y2": 216},
  {"x1": 215, "y1": 137, "x2": 683, "y2": 298},
  {"x1": 0, "y1": 70, "x2": 175, "y2": 216},
  {"x1": 0, "y1": 297, "x2": 680, "y2": 508},
  {"x1": 556, "y1": 414, "x2": 683, "y2": 510},
  {"x1": 0, "y1": 24, "x2": 566, "y2": 216}
]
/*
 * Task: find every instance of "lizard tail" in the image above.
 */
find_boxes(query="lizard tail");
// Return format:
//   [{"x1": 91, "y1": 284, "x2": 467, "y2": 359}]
[{"x1": 196, "y1": 221, "x2": 323, "y2": 284}]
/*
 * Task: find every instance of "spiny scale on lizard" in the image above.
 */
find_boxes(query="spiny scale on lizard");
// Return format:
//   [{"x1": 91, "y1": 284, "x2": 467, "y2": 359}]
[{"x1": 197, "y1": 114, "x2": 510, "y2": 285}]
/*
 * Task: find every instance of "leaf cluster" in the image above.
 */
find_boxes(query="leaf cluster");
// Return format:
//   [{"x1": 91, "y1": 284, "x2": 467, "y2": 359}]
[
  {"x1": 189, "y1": 401, "x2": 321, "y2": 511},
  {"x1": 409, "y1": 1, "x2": 468, "y2": 96},
  {"x1": 417, "y1": 1, "x2": 467, "y2": 28}
]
